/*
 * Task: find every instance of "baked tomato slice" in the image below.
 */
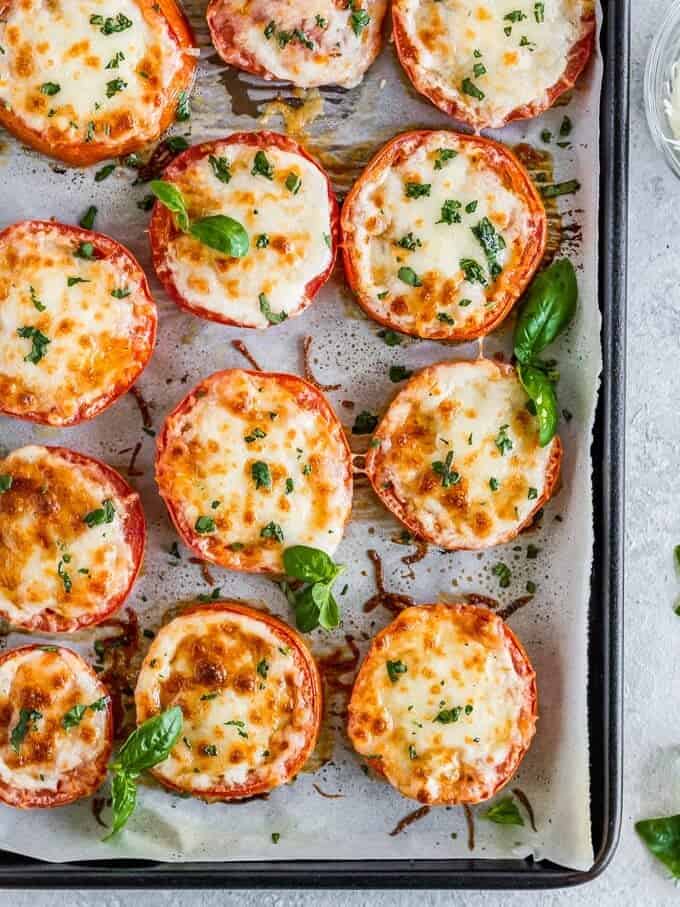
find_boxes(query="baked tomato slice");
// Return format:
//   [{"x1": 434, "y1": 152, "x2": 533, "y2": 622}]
[
  {"x1": 0, "y1": 0, "x2": 197, "y2": 166},
  {"x1": 0, "y1": 220, "x2": 157, "y2": 426},
  {"x1": 0, "y1": 645, "x2": 113, "y2": 808},
  {"x1": 155, "y1": 368, "x2": 353, "y2": 573},
  {"x1": 135, "y1": 601, "x2": 323, "y2": 800},
  {"x1": 341, "y1": 130, "x2": 546, "y2": 341},
  {"x1": 348, "y1": 602, "x2": 537, "y2": 804},
  {"x1": 365, "y1": 359, "x2": 561, "y2": 549},
  {"x1": 0, "y1": 445, "x2": 146, "y2": 633},
  {"x1": 206, "y1": 0, "x2": 388, "y2": 89},
  {"x1": 392, "y1": 0, "x2": 595, "y2": 129},
  {"x1": 149, "y1": 131, "x2": 339, "y2": 328}
]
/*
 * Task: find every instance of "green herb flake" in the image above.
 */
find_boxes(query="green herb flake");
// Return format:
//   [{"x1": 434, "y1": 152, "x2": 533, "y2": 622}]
[
  {"x1": 495, "y1": 424, "x2": 513, "y2": 455},
  {"x1": 261, "y1": 522, "x2": 284, "y2": 543},
  {"x1": 492, "y1": 562, "x2": 511, "y2": 588},
  {"x1": 195, "y1": 516, "x2": 216, "y2": 534},
  {"x1": 0, "y1": 475, "x2": 12, "y2": 493},
  {"x1": 17, "y1": 326, "x2": 50, "y2": 364},
  {"x1": 62, "y1": 697, "x2": 107, "y2": 730},
  {"x1": 398, "y1": 266, "x2": 422, "y2": 287},
  {"x1": 175, "y1": 90, "x2": 191, "y2": 121},
  {"x1": 461, "y1": 78, "x2": 484, "y2": 100},
  {"x1": 79, "y1": 205, "x2": 97, "y2": 230},
  {"x1": 256, "y1": 659, "x2": 269, "y2": 679},
  {"x1": 437, "y1": 312, "x2": 455, "y2": 324},
  {"x1": 285, "y1": 172, "x2": 302, "y2": 194},
  {"x1": 352, "y1": 410, "x2": 378, "y2": 435},
  {"x1": 437, "y1": 199, "x2": 462, "y2": 225},
  {"x1": 83, "y1": 498, "x2": 115, "y2": 527},
  {"x1": 40, "y1": 82, "x2": 60, "y2": 96},
  {"x1": 209, "y1": 155, "x2": 231, "y2": 184},
  {"x1": 405, "y1": 181, "x2": 431, "y2": 199},
  {"x1": 389, "y1": 365, "x2": 413, "y2": 383},
  {"x1": 434, "y1": 148, "x2": 457, "y2": 170},
  {"x1": 29, "y1": 285, "x2": 45, "y2": 311},
  {"x1": 259, "y1": 292, "x2": 287, "y2": 324},
  {"x1": 378, "y1": 329, "x2": 402, "y2": 346},
  {"x1": 252, "y1": 150, "x2": 274, "y2": 179},
  {"x1": 350, "y1": 6, "x2": 370, "y2": 36},
  {"x1": 434, "y1": 705, "x2": 462, "y2": 724},
  {"x1": 106, "y1": 77, "x2": 127, "y2": 98},
  {"x1": 534, "y1": 2, "x2": 545, "y2": 22},
  {"x1": 431, "y1": 450, "x2": 460, "y2": 488},
  {"x1": 256, "y1": 234, "x2": 269, "y2": 248},
  {"x1": 245, "y1": 427, "x2": 266, "y2": 443},
  {"x1": 539, "y1": 179, "x2": 581, "y2": 199},
  {"x1": 251, "y1": 460, "x2": 272, "y2": 489},
  {"x1": 386, "y1": 659, "x2": 407, "y2": 683},
  {"x1": 459, "y1": 258, "x2": 487, "y2": 285},
  {"x1": 94, "y1": 163, "x2": 116, "y2": 182},
  {"x1": 10, "y1": 708, "x2": 42, "y2": 753}
]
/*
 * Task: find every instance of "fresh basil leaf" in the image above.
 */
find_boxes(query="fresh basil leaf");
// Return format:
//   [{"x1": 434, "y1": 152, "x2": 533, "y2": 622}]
[
  {"x1": 318, "y1": 592, "x2": 340, "y2": 630},
  {"x1": 149, "y1": 180, "x2": 189, "y2": 232},
  {"x1": 517, "y1": 364, "x2": 559, "y2": 447},
  {"x1": 189, "y1": 215, "x2": 249, "y2": 258},
  {"x1": 513, "y1": 259, "x2": 578, "y2": 364},
  {"x1": 293, "y1": 585, "x2": 320, "y2": 632},
  {"x1": 311, "y1": 580, "x2": 330, "y2": 608},
  {"x1": 114, "y1": 706, "x2": 183, "y2": 775},
  {"x1": 481, "y1": 796, "x2": 524, "y2": 826},
  {"x1": 283, "y1": 545, "x2": 338, "y2": 583},
  {"x1": 104, "y1": 770, "x2": 138, "y2": 839},
  {"x1": 636, "y1": 815, "x2": 680, "y2": 877}
]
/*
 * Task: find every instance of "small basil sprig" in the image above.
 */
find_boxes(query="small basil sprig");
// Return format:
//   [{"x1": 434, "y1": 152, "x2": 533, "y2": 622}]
[
  {"x1": 636, "y1": 815, "x2": 680, "y2": 877},
  {"x1": 150, "y1": 180, "x2": 249, "y2": 258},
  {"x1": 481, "y1": 796, "x2": 524, "y2": 826},
  {"x1": 104, "y1": 706, "x2": 182, "y2": 839},
  {"x1": 513, "y1": 259, "x2": 577, "y2": 447},
  {"x1": 282, "y1": 545, "x2": 345, "y2": 632}
]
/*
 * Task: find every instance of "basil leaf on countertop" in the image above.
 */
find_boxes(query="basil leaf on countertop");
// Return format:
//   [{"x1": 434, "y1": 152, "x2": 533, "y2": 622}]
[
  {"x1": 189, "y1": 215, "x2": 249, "y2": 258},
  {"x1": 513, "y1": 259, "x2": 577, "y2": 364},
  {"x1": 283, "y1": 545, "x2": 338, "y2": 584},
  {"x1": 282, "y1": 545, "x2": 345, "y2": 632},
  {"x1": 636, "y1": 815, "x2": 680, "y2": 877},
  {"x1": 481, "y1": 796, "x2": 524, "y2": 826},
  {"x1": 517, "y1": 364, "x2": 559, "y2": 448},
  {"x1": 105, "y1": 770, "x2": 138, "y2": 840}
]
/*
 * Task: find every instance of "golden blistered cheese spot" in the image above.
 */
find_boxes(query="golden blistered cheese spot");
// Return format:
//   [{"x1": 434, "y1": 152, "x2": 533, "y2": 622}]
[
  {"x1": 0, "y1": 445, "x2": 136, "y2": 628},
  {"x1": 0, "y1": 221, "x2": 154, "y2": 424},
  {"x1": 345, "y1": 131, "x2": 537, "y2": 337},
  {"x1": 368, "y1": 359, "x2": 557, "y2": 547},
  {"x1": 349, "y1": 604, "x2": 536, "y2": 804},
  {"x1": 398, "y1": 0, "x2": 586, "y2": 127},
  {"x1": 156, "y1": 370, "x2": 351, "y2": 573},
  {"x1": 135, "y1": 608, "x2": 318, "y2": 795},
  {"x1": 0, "y1": 648, "x2": 109, "y2": 792},
  {"x1": 162, "y1": 143, "x2": 333, "y2": 328},
  {"x1": 0, "y1": 0, "x2": 185, "y2": 147}
]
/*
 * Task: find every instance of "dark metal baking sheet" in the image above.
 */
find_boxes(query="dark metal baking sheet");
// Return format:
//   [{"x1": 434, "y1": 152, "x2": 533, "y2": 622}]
[{"x1": 0, "y1": 0, "x2": 627, "y2": 889}]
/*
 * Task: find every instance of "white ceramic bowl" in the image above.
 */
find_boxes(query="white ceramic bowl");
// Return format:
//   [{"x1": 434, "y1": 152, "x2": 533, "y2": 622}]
[{"x1": 645, "y1": 0, "x2": 680, "y2": 180}]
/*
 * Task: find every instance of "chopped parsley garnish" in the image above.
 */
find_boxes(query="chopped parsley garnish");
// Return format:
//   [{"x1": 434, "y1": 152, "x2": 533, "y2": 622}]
[
  {"x1": 251, "y1": 460, "x2": 272, "y2": 490},
  {"x1": 196, "y1": 587, "x2": 221, "y2": 603},
  {"x1": 245, "y1": 427, "x2": 266, "y2": 443},
  {"x1": 40, "y1": 82, "x2": 60, "y2": 96},
  {"x1": 459, "y1": 298, "x2": 472, "y2": 307},
  {"x1": 285, "y1": 172, "x2": 302, "y2": 194},
  {"x1": 504, "y1": 9, "x2": 526, "y2": 21},
  {"x1": 195, "y1": 516, "x2": 216, "y2": 534},
  {"x1": 398, "y1": 266, "x2": 421, "y2": 287},
  {"x1": 459, "y1": 258, "x2": 487, "y2": 285},
  {"x1": 264, "y1": 20, "x2": 276, "y2": 38},
  {"x1": 209, "y1": 155, "x2": 231, "y2": 183},
  {"x1": 405, "y1": 181, "x2": 431, "y2": 199},
  {"x1": 256, "y1": 234, "x2": 269, "y2": 248},
  {"x1": 79, "y1": 205, "x2": 97, "y2": 230},
  {"x1": 560, "y1": 115, "x2": 573, "y2": 137},
  {"x1": 461, "y1": 78, "x2": 484, "y2": 101},
  {"x1": 350, "y1": 6, "x2": 370, "y2": 36},
  {"x1": 378, "y1": 329, "x2": 403, "y2": 346},
  {"x1": 83, "y1": 498, "x2": 115, "y2": 527},
  {"x1": 94, "y1": 163, "x2": 116, "y2": 182},
  {"x1": 105, "y1": 50, "x2": 125, "y2": 69},
  {"x1": 495, "y1": 424, "x2": 513, "y2": 455},
  {"x1": 202, "y1": 744, "x2": 218, "y2": 756},
  {"x1": 75, "y1": 241, "x2": 95, "y2": 260},
  {"x1": 316, "y1": 14, "x2": 328, "y2": 27},
  {"x1": 106, "y1": 78, "x2": 127, "y2": 98},
  {"x1": 396, "y1": 232, "x2": 421, "y2": 251},
  {"x1": 386, "y1": 659, "x2": 407, "y2": 683},
  {"x1": 252, "y1": 150, "x2": 274, "y2": 179},
  {"x1": 434, "y1": 705, "x2": 462, "y2": 724},
  {"x1": 352, "y1": 410, "x2": 378, "y2": 434},
  {"x1": 472, "y1": 217, "x2": 506, "y2": 279},
  {"x1": 175, "y1": 90, "x2": 191, "y2": 121},
  {"x1": 17, "y1": 326, "x2": 50, "y2": 364},
  {"x1": 539, "y1": 179, "x2": 581, "y2": 199},
  {"x1": 259, "y1": 292, "x2": 287, "y2": 324},
  {"x1": 10, "y1": 708, "x2": 42, "y2": 752},
  {"x1": 434, "y1": 148, "x2": 457, "y2": 169},
  {"x1": 437, "y1": 199, "x2": 462, "y2": 225},
  {"x1": 67, "y1": 276, "x2": 89, "y2": 287},
  {"x1": 473, "y1": 62, "x2": 487, "y2": 78},
  {"x1": 519, "y1": 35, "x2": 536, "y2": 50},
  {"x1": 528, "y1": 487, "x2": 538, "y2": 499},
  {"x1": 437, "y1": 312, "x2": 455, "y2": 324},
  {"x1": 225, "y1": 719, "x2": 248, "y2": 738},
  {"x1": 431, "y1": 450, "x2": 460, "y2": 488},
  {"x1": 408, "y1": 744, "x2": 417, "y2": 760},
  {"x1": 256, "y1": 659, "x2": 269, "y2": 679},
  {"x1": 261, "y1": 522, "x2": 284, "y2": 542},
  {"x1": 58, "y1": 555, "x2": 72, "y2": 593},
  {"x1": 29, "y1": 285, "x2": 45, "y2": 311},
  {"x1": 534, "y1": 2, "x2": 545, "y2": 22},
  {"x1": 285, "y1": 477, "x2": 294, "y2": 494},
  {"x1": 200, "y1": 692, "x2": 219, "y2": 701},
  {"x1": 271, "y1": 832, "x2": 281, "y2": 844},
  {"x1": 489, "y1": 477, "x2": 499, "y2": 491},
  {"x1": 527, "y1": 543, "x2": 540, "y2": 559},
  {"x1": 541, "y1": 129, "x2": 552, "y2": 143},
  {"x1": 62, "y1": 697, "x2": 107, "y2": 730},
  {"x1": 0, "y1": 475, "x2": 12, "y2": 493},
  {"x1": 492, "y1": 562, "x2": 511, "y2": 588},
  {"x1": 465, "y1": 200, "x2": 478, "y2": 213},
  {"x1": 389, "y1": 365, "x2": 412, "y2": 383},
  {"x1": 90, "y1": 12, "x2": 133, "y2": 34},
  {"x1": 111, "y1": 287, "x2": 130, "y2": 298}
]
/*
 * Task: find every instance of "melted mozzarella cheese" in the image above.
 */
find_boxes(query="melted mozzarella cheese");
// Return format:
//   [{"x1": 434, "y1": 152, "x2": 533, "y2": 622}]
[
  {"x1": 156, "y1": 370, "x2": 352, "y2": 572},
  {"x1": 348, "y1": 604, "x2": 536, "y2": 803},
  {"x1": 344, "y1": 132, "x2": 538, "y2": 338},
  {"x1": 0, "y1": 0, "x2": 187, "y2": 148},
  {"x1": 395, "y1": 0, "x2": 586, "y2": 126},
  {"x1": 208, "y1": 0, "x2": 387, "y2": 88},
  {"x1": 162, "y1": 143, "x2": 333, "y2": 328},
  {"x1": 0, "y1": 647, "x2": 109, "y2": 793},
  {"x1": 135, "y1": 606, "x2": 319, "y2": 795},
  {"x1": 0, "y1": 221, "x2": 155, "y2": 424},
  {"x1": 0, "y1": 446, "x2": 137, "y2": 629},
  {"x1": 368, "y1": 359, "x2": 557, "y2": 547}
]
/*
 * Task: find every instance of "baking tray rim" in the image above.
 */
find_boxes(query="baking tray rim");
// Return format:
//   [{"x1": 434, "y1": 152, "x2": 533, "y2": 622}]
[{"x1": 0, "y1": 0, "x2": 628, "y2": 889}]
